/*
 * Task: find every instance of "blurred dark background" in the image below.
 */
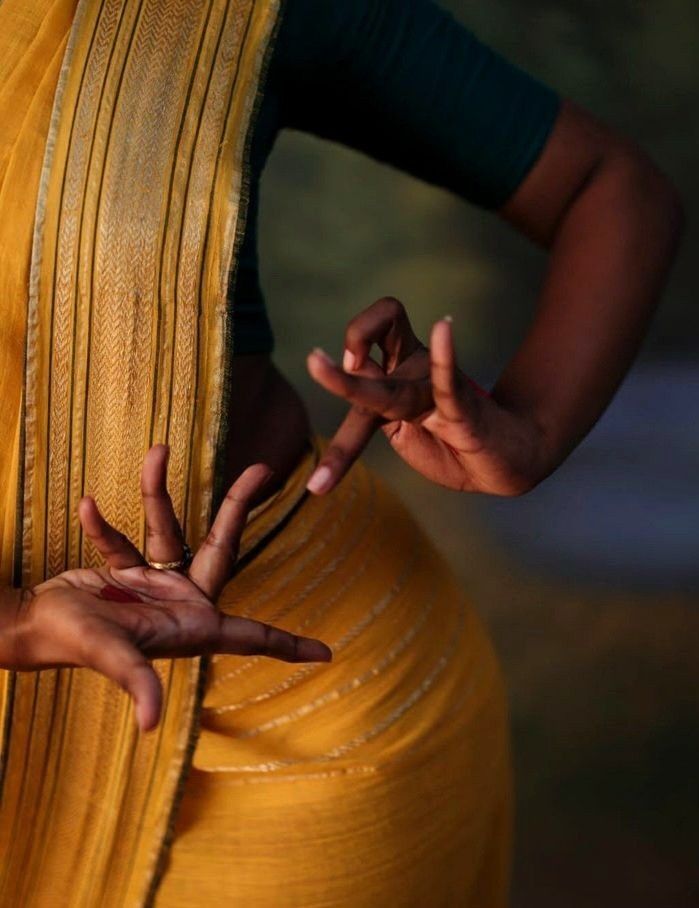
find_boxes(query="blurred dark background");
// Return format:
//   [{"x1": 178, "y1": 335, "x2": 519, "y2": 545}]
[{"x1": 258, "y1": 1, "x2": 699, "y2": 904}]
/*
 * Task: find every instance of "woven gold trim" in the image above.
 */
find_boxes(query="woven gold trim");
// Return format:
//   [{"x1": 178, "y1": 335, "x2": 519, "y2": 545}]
[{"x1": 0, "y1": 1, "x2": 281, "y2": 905}]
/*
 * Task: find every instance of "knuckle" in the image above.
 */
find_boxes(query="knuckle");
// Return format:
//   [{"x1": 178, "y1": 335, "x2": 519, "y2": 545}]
[
  {"x1": 384, "y1": 376, "x2": 399, "y2": 395},
  {"x1": 432, "y1": 385, "x2": 456, "y2": 404},
  {"x1": 225, "y1": 489, "x2": 250, "y2": 508},
  {"x1": 325, "y1": 443, "x2": 350, "y2": 465},
  {"x1": 205, "y1": 530, "x2": 237, "y2": 563},
  {"x1": 205, "y1": 528, "x2": 226, "y2": 550},
  {"x1": 260, "y1": 623, "x2": 297, "y2": 661},
  {"x1": 381, "y1": 296, "x2": 408, "y2": 325},
  {"x1": 379, "y1": 296, "x2": 405, "y2": 320},
  {"x1": 261, "y1": 622, "x2": 274, "y2": 657}
]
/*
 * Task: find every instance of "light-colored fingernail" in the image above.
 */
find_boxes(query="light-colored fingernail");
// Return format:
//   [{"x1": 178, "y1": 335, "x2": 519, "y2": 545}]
[
  {"x1": 306, "y1": 465, "x2": 333, "y2": 494},
  {"x1": 343, "y1": 349, "x2": 356, "y2": 371},
  {"x1": 443, "y1": 315, "x2": 453, "y2": 323},
  {"x1": 311, "y1": 347, "x2": 335, "y2": 365}
]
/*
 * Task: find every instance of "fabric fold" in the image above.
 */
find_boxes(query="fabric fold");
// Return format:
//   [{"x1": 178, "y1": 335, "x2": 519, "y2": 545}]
[{"x1": 0, "y1": 1, "x2": 281, "y2": 904}]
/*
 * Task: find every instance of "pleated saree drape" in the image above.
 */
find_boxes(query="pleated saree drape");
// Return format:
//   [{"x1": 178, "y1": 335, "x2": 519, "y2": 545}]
[
  {"x1": 0, "y1": 0, "x2": 281, "y2": 903},
  {"x1": 0, "y1": 2, "x2": 514, "y2": 904}
]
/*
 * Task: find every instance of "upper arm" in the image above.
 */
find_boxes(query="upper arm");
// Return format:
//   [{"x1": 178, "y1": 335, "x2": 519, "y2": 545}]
[
  {"x1": 500, "y1": 97, "x2": 684, "y2": 248},
  {"x1": 275, "y1": 0, "x2": 561, "y2": 209}
]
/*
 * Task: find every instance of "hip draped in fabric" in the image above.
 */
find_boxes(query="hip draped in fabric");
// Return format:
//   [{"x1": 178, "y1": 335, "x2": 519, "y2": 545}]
[
  {"x1": 157, "y1": 443, "x2": 512, "y2": 907},
  {"x1": 0, "y1": 0, "x2": 512, "y2": 905}
]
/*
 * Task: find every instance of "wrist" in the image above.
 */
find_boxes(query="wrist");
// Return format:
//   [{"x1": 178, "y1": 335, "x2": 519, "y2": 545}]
[
  {"x1": 0, "y1": 587, "x2": 36, "y2": 669},
  {"x1": 489, "y1": 376, "x2": 568, "y2": 476},
  {"x1": 486, "y1": 394, "x2": 559, "y2": 494}
]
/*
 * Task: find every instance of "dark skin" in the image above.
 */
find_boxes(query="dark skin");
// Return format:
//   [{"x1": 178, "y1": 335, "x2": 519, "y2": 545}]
[
  {"x1": 304, "y1": 100, "x2": 684, "y2": 495},
  {"x1": 0, "y1": 99, "x2": 684, "y2": 729},
  {"x1": 1, "y1": 448, "x2": 332, "y2": 732}
]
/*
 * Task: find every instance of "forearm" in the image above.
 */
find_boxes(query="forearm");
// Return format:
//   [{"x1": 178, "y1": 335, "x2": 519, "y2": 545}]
[{"x1": 492, "y1": 145, "x2": 684, "y2": 477}]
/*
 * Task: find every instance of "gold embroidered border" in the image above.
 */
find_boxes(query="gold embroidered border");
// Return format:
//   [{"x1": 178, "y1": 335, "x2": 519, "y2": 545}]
[{"x1": 0, "y1": 0, "x2": 281, "y2": 904}]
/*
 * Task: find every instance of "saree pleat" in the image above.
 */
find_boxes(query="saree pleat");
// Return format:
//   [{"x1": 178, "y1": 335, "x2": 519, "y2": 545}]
[
  {"x1": 157, "y1": 448, "x2": 512, "y2": 907},
  {"x1": 0, "y1": 0, "x2": 281, "y2": 904},
  {"x1": 0, "y1": 1, "x2": 513, "y2": 904}
]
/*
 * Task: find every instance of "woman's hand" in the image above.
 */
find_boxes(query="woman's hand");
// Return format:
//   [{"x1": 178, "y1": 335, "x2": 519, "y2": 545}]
[
  {"x1": 1, "y1": 445, "x2": 332, "y2": 731},
  {"x1": 306, "y1": 297, "x2": 550, "y2": 497}
]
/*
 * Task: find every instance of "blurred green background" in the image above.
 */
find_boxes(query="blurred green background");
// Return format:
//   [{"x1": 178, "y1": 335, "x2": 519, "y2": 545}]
[{"x1": 258, "y1": 1, "x2": 699, "y2": 905}]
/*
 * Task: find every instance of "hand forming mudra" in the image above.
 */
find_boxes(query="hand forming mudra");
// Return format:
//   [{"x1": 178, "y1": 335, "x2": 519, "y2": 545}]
[
  {"x1": 4, "y1": 446, "x2": 332, "y2": 733},
  {"x1": 306, "y1": 297, "x2": 546, "y2": 497}
]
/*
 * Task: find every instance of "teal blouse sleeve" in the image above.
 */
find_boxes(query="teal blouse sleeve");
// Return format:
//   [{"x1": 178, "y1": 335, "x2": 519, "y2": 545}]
[
  {"x1": 274, "y1": 0, "x2": 561, "y2": 208},
  {"x1": 229, "y1": 0, "x2": 562, "y2": 355}
]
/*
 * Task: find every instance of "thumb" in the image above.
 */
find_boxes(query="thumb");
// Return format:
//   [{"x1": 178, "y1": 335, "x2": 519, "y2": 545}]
[{"x1": 82, "y1": 631, "x2": 163, "y2": 732}]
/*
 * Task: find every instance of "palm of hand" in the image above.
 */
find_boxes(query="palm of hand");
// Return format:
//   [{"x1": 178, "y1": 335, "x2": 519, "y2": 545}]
[
  {"x1": 30, "y1": 564, "x2": 214, "y2": 656},
  {"x1": 13, "y1": 446, "x2": 332, "y2": 732}
]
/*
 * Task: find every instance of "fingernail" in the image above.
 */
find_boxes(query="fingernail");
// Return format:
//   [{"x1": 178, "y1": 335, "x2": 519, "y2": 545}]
[
  {"x1": 306, "y1": 465, "x2": 332, "y2": 494},
  {"x1": 311, "y1": 347, "x2": 335, "y2": 365},
  {"x1": 343, "y1": 349, "x2": 356, "y2": 371},
  {"x1": 443, "y1": 315, "x2": 453, "y2": 323}
]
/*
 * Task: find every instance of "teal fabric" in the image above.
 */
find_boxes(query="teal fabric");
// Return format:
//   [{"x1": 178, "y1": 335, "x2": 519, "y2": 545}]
[{"x1": 231, "y1": 0, "x2": 561, "y2": 354}]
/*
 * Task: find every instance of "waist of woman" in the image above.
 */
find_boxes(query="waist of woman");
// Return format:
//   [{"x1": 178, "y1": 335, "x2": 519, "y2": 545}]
[
  {"x1": 201, "y1": 428, "x2": 504, "y2": 780},
  {"x1": 216, "y1": 354, "x2": 313, "y2": 513}
]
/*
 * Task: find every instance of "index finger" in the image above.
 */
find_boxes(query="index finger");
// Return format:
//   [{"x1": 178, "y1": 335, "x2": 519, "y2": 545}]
[
  {"x1": 307, "y1": 354, "x2": 386, "y2": 495},
  {"x1": 307, "y1": 348, "x2": 432, "y2": 421},
  {"x1": 219, "y1": 613, "x2": 333, "y2": 664}
]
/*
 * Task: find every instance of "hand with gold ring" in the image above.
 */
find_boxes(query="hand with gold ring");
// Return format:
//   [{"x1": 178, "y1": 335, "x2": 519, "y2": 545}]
[{"x1": 0, "y1": 445, "x2": 333, "y2": 732}]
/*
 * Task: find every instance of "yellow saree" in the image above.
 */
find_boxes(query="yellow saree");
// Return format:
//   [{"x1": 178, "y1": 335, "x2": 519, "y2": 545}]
[
  {"x1": 0, "y1": 0, "x2": 283, "y2": 902},
  {"x1": 0, "y1": 1, "x2": 512, "y2": 905}
]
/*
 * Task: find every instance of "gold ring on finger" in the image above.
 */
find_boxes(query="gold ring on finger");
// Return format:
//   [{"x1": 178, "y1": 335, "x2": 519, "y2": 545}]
[{"x1": 147, "y1": 542, "x2": 194, "y2": 572}]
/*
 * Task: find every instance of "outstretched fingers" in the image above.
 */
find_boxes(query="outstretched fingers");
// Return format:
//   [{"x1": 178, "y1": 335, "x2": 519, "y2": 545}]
[
  {"x1": 429, "y1": 317, "x2": 467, "y2": 422},
  {"x1": 78, "y1": 496, "x2": 146, "y2": 570},
  {"x1": 429, "y1": 317, "x2": 485, "y2": 421},
  {"x1": 307, "y1": 348, "x2": 432, "y2": 422},
  {"x1": 188, "y1": 463, "x2": 273, "y2": 601},
  {"x1": 141, "y1": 444, "x2": 188, "y2": 566},
  {"x1": 307, "y1": 355, "x2": 386, "y2": 495},
  {"x1": 427, "y1": 317, "x2": 490, "y2": 454},
  {"x1": 219, "y1": 613, "x2": 333, "y2": 664}
]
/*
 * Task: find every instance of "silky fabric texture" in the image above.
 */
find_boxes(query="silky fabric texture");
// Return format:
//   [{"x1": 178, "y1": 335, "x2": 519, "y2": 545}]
[
  {"x1": 156, "y1": 445, "x2": 512, "y2": 907},
  {"x1": 0, "y1": 0, "x2": 79, "y2": 567},
  {"x1": 0, "y1": 1, "x2": 512, "y2": 904},
  {"x1": 0, "y1": 0, "x2": 281, "y2": 904}
]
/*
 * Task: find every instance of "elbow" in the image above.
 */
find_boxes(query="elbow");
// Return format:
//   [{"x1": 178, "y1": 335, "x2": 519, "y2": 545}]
[
  {"x1": 640, "y1": 156, "x2": 685, "y2": 247},
  {"x1": 607, "y1": 147, "x2": 686, "y2": 253}
]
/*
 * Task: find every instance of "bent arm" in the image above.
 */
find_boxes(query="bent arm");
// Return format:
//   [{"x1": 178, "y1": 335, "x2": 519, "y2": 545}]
[{"x1": 493, "y1": 99, "x2": 685, "y2": 476}]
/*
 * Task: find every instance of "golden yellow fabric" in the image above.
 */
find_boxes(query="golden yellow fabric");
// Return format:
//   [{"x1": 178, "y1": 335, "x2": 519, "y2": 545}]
[
  {"x1": 157, "y1": 445, "x2": 512, "y2": 907},
  {"x1": 0, "y1": 0, "x2": 79, "y2": 569},
  {"x1": 0, "y1": 1, "x2": 281, "y2": 904},
  {"x1": 0, "y1": 0, "x2": 511, "y2": 904}
]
